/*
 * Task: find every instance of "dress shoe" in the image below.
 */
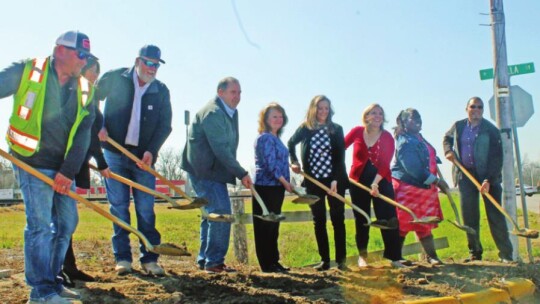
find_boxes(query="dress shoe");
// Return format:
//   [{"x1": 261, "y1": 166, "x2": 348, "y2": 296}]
[
  {"x1": 337, "y1": 262, "x2": 349, "y2": 271},
  {"x1": 274, "y1": 263, "x2": 290, "y2": 272},
  {"x1": 65, "y1": 269, "x2": 95, "y2": 282},
  {"x1": 205, "y1": 264, "x2": 236, "y2": 274},
  {"x1": 463, "y1": 255, "x2": 482, "y2": 263}
]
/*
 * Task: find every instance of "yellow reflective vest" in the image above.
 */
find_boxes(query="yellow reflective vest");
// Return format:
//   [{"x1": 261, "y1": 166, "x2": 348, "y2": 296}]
[{"x1": 7, "y1": 58, "x2": 94, "y2": 157}]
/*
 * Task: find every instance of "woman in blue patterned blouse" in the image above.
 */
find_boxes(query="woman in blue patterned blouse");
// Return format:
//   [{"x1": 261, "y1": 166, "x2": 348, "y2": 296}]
[{"x1": 253, "y1": 102, "x2": 294, "y2": 273}]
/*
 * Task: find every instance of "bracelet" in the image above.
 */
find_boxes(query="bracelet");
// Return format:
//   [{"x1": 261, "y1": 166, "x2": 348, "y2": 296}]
[{"x1": 371, "y1": 183, "x2": 379, "y2": 188}]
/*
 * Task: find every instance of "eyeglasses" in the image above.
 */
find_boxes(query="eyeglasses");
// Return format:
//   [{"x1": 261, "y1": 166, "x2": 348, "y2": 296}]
[
  {"x1": 469, "y1": 105, "x2": 484, "y2": 109},
  {"x1": 139, "y1": 58, "x2": 160, "y2": 69},
  {"x1": 65, "y1": 47, "x2": 91, "y2": 60}
]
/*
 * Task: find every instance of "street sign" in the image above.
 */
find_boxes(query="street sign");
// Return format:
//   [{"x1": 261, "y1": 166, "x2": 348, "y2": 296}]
[
  {"x1": 479, "y1": 62, "x2": 535, "y2": 80},
  {"x1": 488, "y1": 85, "x2": 534, "y2": 127}
]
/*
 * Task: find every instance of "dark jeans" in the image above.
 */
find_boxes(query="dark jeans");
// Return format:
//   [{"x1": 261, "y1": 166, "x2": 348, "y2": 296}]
[
  {"x1": 349, "y1": 163, "x2": 402, "y2": 261},
  {"x1": 458, "y1": 171, "x2": 513, "y2": 260},
  {"x1": 252, "y1": 185, "x2": 285, "y2": 271},
  {"x1": 63, "y1": 239, "x2": 77, "y2": 273},
  {"x1": 305, "y1": 178, "x2": 346, "y2": 264}
]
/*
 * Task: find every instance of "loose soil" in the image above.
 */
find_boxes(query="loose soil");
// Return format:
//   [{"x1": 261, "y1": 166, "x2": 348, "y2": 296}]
[{"x1": 1, "y1": 203, "x2": 539, "y2": 303}]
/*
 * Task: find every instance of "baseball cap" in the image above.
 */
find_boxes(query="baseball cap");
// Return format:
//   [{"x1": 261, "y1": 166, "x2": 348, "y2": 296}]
[
  {"x1": 55, "y1": 30, "x2": 97, "y2": 60},
  {"x1": 139, "y1": 45, "x2": 165, "y2": 63}
]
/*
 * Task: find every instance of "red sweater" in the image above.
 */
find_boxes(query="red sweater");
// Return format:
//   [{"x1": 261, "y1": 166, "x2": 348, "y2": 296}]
[{"x1": 344, "y1": 126, "x2": 395, "y2": 182}]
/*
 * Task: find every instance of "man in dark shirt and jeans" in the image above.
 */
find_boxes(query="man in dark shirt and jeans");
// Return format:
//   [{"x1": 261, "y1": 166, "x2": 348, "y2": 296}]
[
  {"x1": 0, "y1": 30, "x2": 96, "y2": 303},
  {"x1": 443, "y1": 97, "x2": 513, "y2": 263}
]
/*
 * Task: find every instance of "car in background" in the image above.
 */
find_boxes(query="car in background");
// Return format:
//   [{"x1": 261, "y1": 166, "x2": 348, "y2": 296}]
[{"x1": 515, "y1": 185, "x2": 537, "y2": 197}]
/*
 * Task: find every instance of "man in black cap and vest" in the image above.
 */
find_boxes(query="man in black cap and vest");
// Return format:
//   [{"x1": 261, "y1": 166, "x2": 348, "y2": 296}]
[
  {"x1": 96, "y1": 45, "x2": 172, "y2": 275},
  {"x1": 0, "y1": 30, "x2": 96, "y2": 304}
]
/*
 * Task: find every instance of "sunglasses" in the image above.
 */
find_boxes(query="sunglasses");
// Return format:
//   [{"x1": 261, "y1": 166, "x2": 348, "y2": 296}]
[
  {"x1": 65, "y1": 47, "x2": 91, "y2": 60},
  {"x1": 469, "y1": 105, "x2": 484, "y2": 109},
  {"x1": 139, "y1": 58, "x2": 160, "y2": 69}
]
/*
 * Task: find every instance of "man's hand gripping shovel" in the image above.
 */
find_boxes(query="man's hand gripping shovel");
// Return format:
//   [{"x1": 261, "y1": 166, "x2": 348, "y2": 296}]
[
  {"x1": 0, "y1": 148, "x2": 189, "y2": 256},
  {"x1": 348, "y1": 178, "x2": 441, "y2": 225}
]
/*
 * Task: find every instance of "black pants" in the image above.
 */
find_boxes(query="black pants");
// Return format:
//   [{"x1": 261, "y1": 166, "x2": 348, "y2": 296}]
[
  {"x1": 349, "y1": 161, "x2": 402, "y2": 261},
  {"x1": 252, "y1": 185, "x2": 285, "y2": 271},
  {"x1": 458, "y1": 171, "x2": 513, "y2": 260},
  {"x1": 305, "y1": 178, "x2": 346, "y2": 264},
  {"x1": 63, "y1": 238, "x2": 78, "y2": 273}
]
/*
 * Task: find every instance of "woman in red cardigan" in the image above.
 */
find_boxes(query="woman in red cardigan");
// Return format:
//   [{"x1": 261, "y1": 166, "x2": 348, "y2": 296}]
[{"x1": 345, "y1": 104, "x2": 407, "y2": 268}]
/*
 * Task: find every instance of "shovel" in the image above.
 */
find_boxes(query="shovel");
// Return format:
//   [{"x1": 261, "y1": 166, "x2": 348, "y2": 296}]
[
  {"x1": 106, "y1": 137, "x2": 207, "y2": 209},
  {"x1": 348, "y1": 178, "x2": 441, "y2": 225},
  {"x1": 453, "y1": 160, "x2": 539, "y2": 239},
  {"x1": 250, "y1": 186, "x2": 285, "y2": 222},
  {"x1": 435, "y1": 166, "x2": 476, "y2": 235},
  {"x1": 0, "y1": 149, "x2": 190, "y2": 256},
  {"x1": 89, "y1": 164, "x2": 198, "y2": 210},
  {"x1": 299, "y1": 172, "x2": 396, "y2": 229},
  {"x1": 291, "y1": 187, "x2": 319, "y2": 205}
]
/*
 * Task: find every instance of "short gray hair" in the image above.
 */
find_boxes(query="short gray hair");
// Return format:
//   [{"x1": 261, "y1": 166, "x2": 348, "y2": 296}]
[{"x1": 217, "y1": 77, "x2": 239, "y2": 92}]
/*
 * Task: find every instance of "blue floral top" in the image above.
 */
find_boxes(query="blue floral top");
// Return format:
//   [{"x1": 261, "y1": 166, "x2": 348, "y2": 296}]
[{"x1": 254, "y1": 132, "x2": 290, "y2": 186}]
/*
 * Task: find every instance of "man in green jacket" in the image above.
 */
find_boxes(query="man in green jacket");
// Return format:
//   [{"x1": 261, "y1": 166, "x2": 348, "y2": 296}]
[{"x1": 181, "y1": 77, "x2": 252, "y2": 273}]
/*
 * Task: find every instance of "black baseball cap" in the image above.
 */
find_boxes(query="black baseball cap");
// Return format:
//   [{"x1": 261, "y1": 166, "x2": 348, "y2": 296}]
[{"x1": 139, "y1": 45, "x2": 165, "y2": 63}]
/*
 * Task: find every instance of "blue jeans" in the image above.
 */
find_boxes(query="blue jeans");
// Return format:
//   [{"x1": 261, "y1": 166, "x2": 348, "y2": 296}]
[
  {"x1": 104, "y1": 150, "x2": 161, "y2": 264},
  {"x1": 189, "y1": 174, "x2": 232, "y2": 268},
  {"x1": 13, "y1": 165, "x2": 78, "y2": 301}
]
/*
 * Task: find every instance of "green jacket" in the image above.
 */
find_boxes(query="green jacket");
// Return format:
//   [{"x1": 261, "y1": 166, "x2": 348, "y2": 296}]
[
  {"x1": 443, "y1": 118, "x2": 503, "y2": 185},
  {"x1": 181, "y1": 97, "x2": 247, "y2": 184}
]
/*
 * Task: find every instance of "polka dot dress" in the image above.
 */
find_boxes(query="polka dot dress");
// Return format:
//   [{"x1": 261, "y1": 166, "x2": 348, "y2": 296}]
[{"x1": 308, "y1": 127, "x2": 332, "y2": 179}]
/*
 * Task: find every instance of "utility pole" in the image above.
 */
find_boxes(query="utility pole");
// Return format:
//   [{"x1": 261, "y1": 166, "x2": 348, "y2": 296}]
[{"x1": 489, "y1": 0, "x2": 519, "y2": 260}]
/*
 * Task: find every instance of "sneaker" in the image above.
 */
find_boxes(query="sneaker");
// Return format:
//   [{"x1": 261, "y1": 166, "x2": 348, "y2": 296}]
[
  {"x1": 58, "y1": 286, "x2": 81, "y2": 299},
  {"x1": 115, "y1": 260, "x2": 132, "y2": 275},
  {"x1": 205, "y1": 264, "x2": 236, "y2": 274},
  {"x1": 357, "y1": 256, "x2": 368, "y2": 268},
  {"x1": 391, "y1": 260, "x2": 406, "y2": 268},
  {"x1": 463, "y1": 255, "x2": 482, "y2": 263},
  {"x1": 142, "y1": 262, "x2": 165, "y2": 276},
  {"x1": 499, "y1": 258, "x2": 513, "y2": 264},
  {"x1": 313, "y1": 261, "x2": 330, "y2": 271},
  {"x1": 27, "y1": 294, "x2": 71, "y2": 304},
  {"x1": 427, "y1": 257, "x2": 443, "y2": 266}
]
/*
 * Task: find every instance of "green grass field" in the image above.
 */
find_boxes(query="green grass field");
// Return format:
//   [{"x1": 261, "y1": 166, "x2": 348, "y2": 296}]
[{"x1": 1, "y1": 192, "x2": 539, "y2": 267}]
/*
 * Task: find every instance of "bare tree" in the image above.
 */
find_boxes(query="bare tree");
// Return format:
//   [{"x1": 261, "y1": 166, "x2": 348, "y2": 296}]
[
  {"x1": 155, "y1": 147, "x2": 183, "y2": 180},
  {"x1": 0, "y1": 158, "x2": 16, "y2": 189}
]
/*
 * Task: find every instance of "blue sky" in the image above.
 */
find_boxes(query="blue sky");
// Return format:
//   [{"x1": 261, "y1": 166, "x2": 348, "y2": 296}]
[{"x1": 1, "y1": 0, "x2": 539, "y2": 182}]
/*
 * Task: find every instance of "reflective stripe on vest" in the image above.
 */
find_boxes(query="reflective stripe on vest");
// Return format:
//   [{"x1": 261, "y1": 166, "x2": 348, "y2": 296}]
[
  {"x1": 7, "y1": 125, "x2": 39, "y2": 152},
  {"x1": 28, "y1": 58, "x2": 47, "y2": 83},
  {"x1": 17, "y1": 58, "x2": 46, "y2": 120},
  {"x1": 79, "y1": 77, "x2": 90, "y2": 106}
]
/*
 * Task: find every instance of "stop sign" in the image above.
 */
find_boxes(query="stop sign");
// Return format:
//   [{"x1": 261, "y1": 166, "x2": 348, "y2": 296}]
[{"x1": 488, "y1": 85, "x2": 534, "y2": 127}]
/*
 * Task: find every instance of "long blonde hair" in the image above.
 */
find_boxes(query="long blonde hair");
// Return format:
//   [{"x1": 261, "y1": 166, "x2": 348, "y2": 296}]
[{"x1": 303, "y1": 95, "x2": 335, "y2": 133}]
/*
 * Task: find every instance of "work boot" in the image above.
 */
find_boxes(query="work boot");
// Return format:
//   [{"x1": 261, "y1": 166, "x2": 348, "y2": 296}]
[
  {"x1": 115, "y1": 261, "x2": 132, "y2": 275},
  {"x1": 142, "y1": 262, "x2": 165, "y2": 276}
]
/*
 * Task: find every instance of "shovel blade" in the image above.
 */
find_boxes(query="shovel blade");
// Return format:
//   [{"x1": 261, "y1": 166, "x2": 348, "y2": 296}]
[
  {"x1": 447, "y1": 219, "x2": 476, "y2": 235},
  {"x1": 206, "y1": 213, "x2": 235, "y2": 222},
  {"x1": 291, "y1": 195, "x2": 319, "y2": 205},
  {"x1": 411, "y1": 216, "x2": 441, "y2": 224},
  {"x1": 369, "y1": 218, "x2": 398, "y2": 230},
  {"x1": 512, "y1": 229, "x2": 539, "y2": 239},
  {"x1": 171, "y1": 197, "x2": 208, "y2": 210},
  {"x1": 151, "y1": 243, "x2": 191, "y2": 256},
  {"x1": 254, "y1": 213, "x2": 286, "y2": 222}
]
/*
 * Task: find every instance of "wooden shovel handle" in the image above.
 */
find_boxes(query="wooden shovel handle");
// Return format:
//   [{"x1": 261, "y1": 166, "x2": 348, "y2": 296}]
[
  {"x1": 453, "y1": 159, "x2": 520, "y2": 228},
  {"x1": 435, "y1": 166, "x2": 463, "y2": 225},
  {"x1": 0, "y1": 149, "x2": 155, "y2": 251},
  {"x1": 106, "y1": 137, "x2": 192, "y2": 202},
  {"x1": 347, "y1": 178, "x2": 420, "y2": 221},
  {"x1": 250, "y1": 185, "x2": 270, "y2": 215},
  {"x1": 88, "y1": 163, "x2": 180, "y2": 207},
  {"x1": 299, "y1": 171, "x2": 371, "y2": 223}
]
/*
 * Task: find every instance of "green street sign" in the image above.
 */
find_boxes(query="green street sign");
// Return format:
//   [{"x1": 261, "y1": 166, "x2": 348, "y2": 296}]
[{"x1": 479, "y1": 62, "x2": 535, "y2": 80}]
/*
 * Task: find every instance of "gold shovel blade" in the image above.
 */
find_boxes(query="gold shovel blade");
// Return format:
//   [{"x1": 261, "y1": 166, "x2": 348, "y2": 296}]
[
  {"x1": 411, "y1": 216, "x2": 441, "y2": 224},
  {"x1": 151, "y1": 242, "x2": 191, "y2": 256},
  {"x1": 254, "y1": 213, "x2": 286, "y2": 222},
  {"x1": 206, "y1": 213, "x2": 235, "y2": 223},
  {"x1": 512, "y1": 229, "x2": 539, "y2": 239},
  {"x1": 447, "y1": 219, "x2": 476, "y2": 235},
  {"x1": 291, "y1": 195, "x2": 319, "y2": 205},
  {"x1": 171, "y1": 197, "x2": 208, "y2": 210}
]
